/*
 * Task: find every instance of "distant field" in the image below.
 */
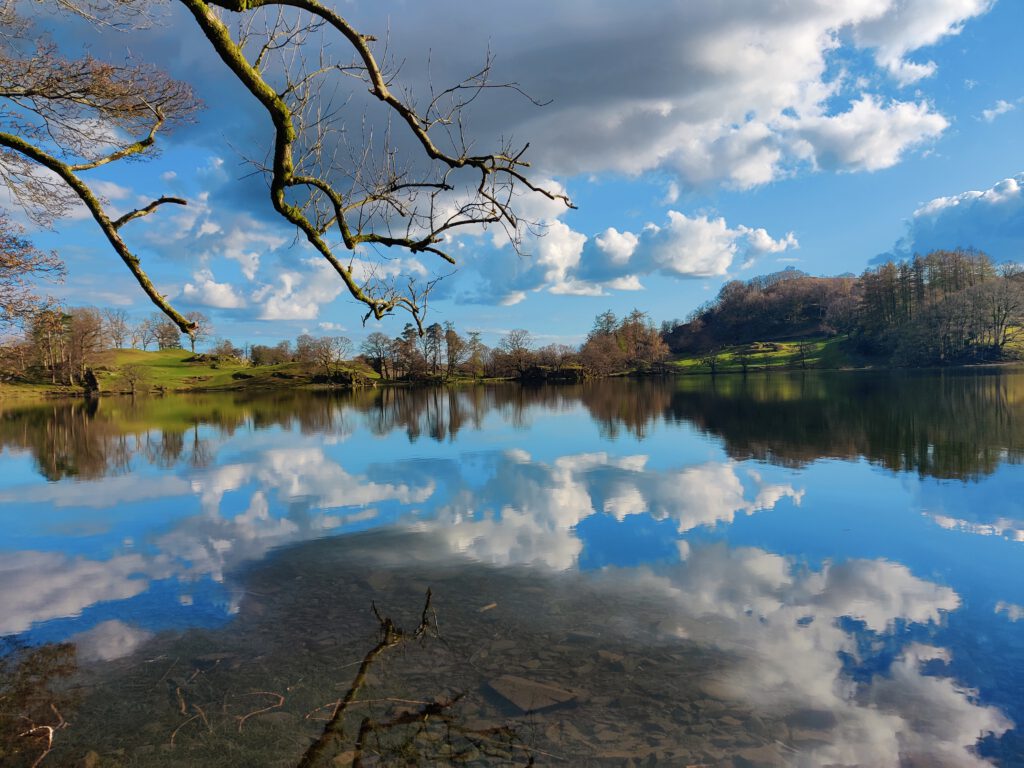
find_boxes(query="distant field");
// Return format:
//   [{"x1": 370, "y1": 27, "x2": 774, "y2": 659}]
[
  {"x1": 668, "y1": 337, "x2": 868, "y2": 375},
  {"x1": 93, "y1": 349, "x2": 375, "y2": 393}
]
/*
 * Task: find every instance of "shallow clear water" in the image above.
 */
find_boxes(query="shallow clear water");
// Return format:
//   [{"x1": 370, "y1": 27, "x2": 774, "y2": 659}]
[{"x1": 1, "y1": 373, "x2": 1023, "y2": 766}]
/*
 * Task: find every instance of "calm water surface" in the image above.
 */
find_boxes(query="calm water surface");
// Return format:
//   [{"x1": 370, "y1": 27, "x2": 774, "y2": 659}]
[{"x1": 1, "y1": 373, "x2": 1023, "y2": 766}]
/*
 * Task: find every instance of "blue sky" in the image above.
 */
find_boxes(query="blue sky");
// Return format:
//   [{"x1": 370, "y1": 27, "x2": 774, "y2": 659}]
[{"x1": 10, "y1": 0, "x2": 1024, "y2": 348}]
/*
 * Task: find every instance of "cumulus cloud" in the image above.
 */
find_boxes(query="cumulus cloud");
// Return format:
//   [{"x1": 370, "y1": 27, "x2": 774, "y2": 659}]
[
  {"x1": 463, "y1": 208, "x2": 797, "y2": 303},
  {"x1": 0, "y1": 551, "x2": 156, "y2": 634},
  {"x1": 851, "y1": 0, "x2": 994, "y2": 86},
  {"x1": 251, "y1": 259, "x2": 346, "y2": 321},
  {"x1": 598, "y1": 544, "x2": 1007, "y2": 767},
  {"x1": 419, "y1": 452, "x2": 801, "y2": 570},
  {"x1": 891, "y1": 173, "x2": 1024, "y2": 260},
  {"x1": 793, "y1": 95, "x2": 948, "y2": 172},
  {"x1": 182, "y1": 268, "x2": 247, "y2": 309},
  {"x1": 76, "y1": 0, "x2": 983, "y2": 201},
  {"x1": 217, "y1": 222, "x2": 288, "y2": 281},
  {"x1": 328, "y1": 0, "x2": 980, "y2": 187},
  {"x1": 580, "y1": 211, "x2": 798, "y2": 285}
]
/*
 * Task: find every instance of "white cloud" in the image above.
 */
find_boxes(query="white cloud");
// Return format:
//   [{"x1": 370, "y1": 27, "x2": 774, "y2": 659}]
[
  {"x1": 794, "y1": 95, "x2": 948, "y2": 172},
  {"x1": 739, "y1": 226, "x2": 801, "y2": 254},
  {"x1": 997, "y1": 601, "x2": 1024, "y2": 622},
  {"x1": 182, "y1": 268, "x2": 247, "y2": 309},
  {"x1": 634, "y1": 211, "x2": 741, "y2": 278},
  {"x1": 0, "y1": 551, "x2": 154, "y2": 634},
  {"x1": 597, "y1": 545, "x2": 1007, "y2": 767},
  {"x1": 220, "y1": 222, "x2": 288, "y2": 281},
  {"x1": 499, "y1": 290, "x2": 527, "y2": 306},
  {"x1": 364, "y1": 0, "x2": 983, "y2": 186},
  {"x1": 927, "y1": 511, "x2": 1024, "y2": 543},
  {"x1": 91, "y1": 179, "x2": 132, "y2": 201},
  {"x1": 661, "y1": 180, "x2": 681, "y2": 205},
  {"x1": 852, "y1": 0, "x2": 993, "y2": 85},
  {"x1": 892, "y1": 173, "x2": 1024, "y2": 260},
  {"x1": 420, "y1": 453, "x2": 800, "y2": 570},
  {"x1": 70, "y1": 620, "x2": 154, "y2": 662},
  {"x1": 584, "y1": 211, "x2": 798, "y2": 282},
  {"x1": 461, "y1": 209, "x2": 796, "y2": 304},
  {"x1": 252, "y1": 259, "x2": 345, "y2": 320},
  {"x1": 606, "y1": 275, "x2": 644, "y2": 291},
  {"x1": 317, "y1": 321, "x2": 346, "y2": 332},
  {"x1": 981, "y1": 99, "x2": 1016, "y2": 123},
  {"x1": 537, "y1": 221, "x2": 597, "y2": 296},
  {"x1": 594, "y1": 228, "x2": 639, "y2": 264}
]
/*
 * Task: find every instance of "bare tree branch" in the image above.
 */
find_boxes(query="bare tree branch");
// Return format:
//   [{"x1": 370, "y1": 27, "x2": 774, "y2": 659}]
[{"x1": 3, "y1": 0, "x2": 572, "y2": 333}]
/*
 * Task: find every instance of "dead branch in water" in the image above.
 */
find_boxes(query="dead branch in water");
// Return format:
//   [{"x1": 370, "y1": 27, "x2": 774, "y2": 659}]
[{"x1": 297, "y1": 588, "x2": 435, "y2": 768}]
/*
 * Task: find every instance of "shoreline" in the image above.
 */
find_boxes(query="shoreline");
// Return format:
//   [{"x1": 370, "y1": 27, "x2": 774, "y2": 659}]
[{"x1": 4, "y1": 359, "x2": 1023, "y2": 403}]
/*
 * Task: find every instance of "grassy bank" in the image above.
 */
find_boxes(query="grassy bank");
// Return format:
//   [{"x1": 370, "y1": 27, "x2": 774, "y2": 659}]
[
  {"x1": 96, "y1": 349, "x2": 380, "y2": 393},
  {"x1": 668, "y1": 337, "x2": 875, "y2": 375},
  {"x1": 0, "y1": 349, "x2": 377, "y2": 401}
]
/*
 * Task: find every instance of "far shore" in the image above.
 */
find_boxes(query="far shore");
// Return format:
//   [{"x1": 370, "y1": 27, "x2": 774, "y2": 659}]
[{"x1": 3, "y1": 352, "x2": 1022, "y2": 404}]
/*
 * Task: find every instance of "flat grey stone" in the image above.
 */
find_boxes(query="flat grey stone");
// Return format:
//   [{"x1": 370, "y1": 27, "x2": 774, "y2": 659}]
[{"x1": 487, "y1": 674, "x2": 577, "y2": 713}]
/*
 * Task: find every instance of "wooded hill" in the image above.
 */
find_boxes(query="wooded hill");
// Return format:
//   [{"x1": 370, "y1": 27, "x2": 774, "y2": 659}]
[{"x1": 664, "y1": 249, "x2": 1024, "y2": 366}]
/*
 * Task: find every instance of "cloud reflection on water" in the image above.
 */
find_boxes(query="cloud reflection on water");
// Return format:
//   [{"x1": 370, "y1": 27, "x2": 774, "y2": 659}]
[{"x1": 586, "y1": 545, "x2": 1008, "y2": 767}]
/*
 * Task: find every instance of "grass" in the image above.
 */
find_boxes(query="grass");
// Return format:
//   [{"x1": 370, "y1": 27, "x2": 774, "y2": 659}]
[
  {"x1": 93, "y1": 348, "x2": 376, "y2": 394},
  {"x1": 668, "y1": 336, "x2": 869, "y2": 375}
]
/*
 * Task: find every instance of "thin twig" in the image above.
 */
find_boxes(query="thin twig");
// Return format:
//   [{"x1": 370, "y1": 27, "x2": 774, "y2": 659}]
[{"x1": 236, "y1": 691, "x2": 285, "y2": 732}]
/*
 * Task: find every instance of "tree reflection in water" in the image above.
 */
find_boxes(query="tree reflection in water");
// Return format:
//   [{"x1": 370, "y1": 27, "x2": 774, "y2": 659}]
[
  {"x1": 1, "y1": 373, "x2": 1023, "y2": 764},
  {"x1": 3, "y1": 371, "x2": 1023, "y2": 483}
]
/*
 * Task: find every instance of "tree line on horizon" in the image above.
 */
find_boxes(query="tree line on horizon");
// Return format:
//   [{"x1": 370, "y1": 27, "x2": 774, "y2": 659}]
[
  {"x1": 0, "y1": 301, "x2": 669, "y2": 385},
  {"x1": 664, "y1": 248, "x2": 1024, "y2": 365},
  {"x1": 4, "y1": 235, "x2": 1023, "y2": 387}
]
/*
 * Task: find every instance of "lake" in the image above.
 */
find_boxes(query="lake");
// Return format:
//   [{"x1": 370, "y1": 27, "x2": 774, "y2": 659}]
[{"x1": 1, "y1": 372, "x2": 1023, "y2": 767}]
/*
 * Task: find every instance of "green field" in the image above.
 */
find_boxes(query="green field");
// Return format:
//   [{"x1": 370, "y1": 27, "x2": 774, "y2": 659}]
[
  {"x1": 93, "y1": 349, "x2": 375, "y2": 394},
  {"x1": 668, "y1": 337, "x2": 870, "y2": 375}
]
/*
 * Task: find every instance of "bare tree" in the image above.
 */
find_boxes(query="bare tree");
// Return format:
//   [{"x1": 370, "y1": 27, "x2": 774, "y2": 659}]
[
  {"x1": 443, "y1": 322, "x2": 467, "y2": 379},
  {"x1": 0, "y1": 212, "x2": 64, "y2": 329},
  {"x1": 0, "y1": 6, "x2": 200, "y2": 333},
  {"x1": 295, "y1": 333, "x2": 318, "y2": 364},
  {"x1": 1, "y1": 2, "x2": 571, "y2": 337},
  {"x1": 120, "y1": 363, "x2": 149, "y2": 394},
  {"x1": 102, "y1": 308, "x2": 130, "y2": 349},
  {"x1": 465, "y1": 331, "x2": 488, "y2": 379},
  {"x1": 312, "y1": 335, "x2": 351, "y2": 376},
  {"x1": 184, "y1": 310, "x2": 212, "y2": 353},
  {"x1": 150, "y1": 313, "x2": 182, "y2": 350},
  {"x1": 132, "y1": 318, "x2": 157, "y2": 350},
  {"x1": 498, "y1": 328, "x2": 533, "y2": 376},
  {"x1": 360, "y1": 331, "x2": 392, "y2": 378},
  {"x1": 68, "y1": 306, "x2": 104, "y2": 381}
]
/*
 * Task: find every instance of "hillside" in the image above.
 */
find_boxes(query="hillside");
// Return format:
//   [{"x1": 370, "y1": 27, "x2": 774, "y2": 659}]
[
  {"x1": 92, "y1": 349, "x2": 375, "y2": 393},
  {"x1": 668, "y1": 336, "x2": 873, "y2": 375}
]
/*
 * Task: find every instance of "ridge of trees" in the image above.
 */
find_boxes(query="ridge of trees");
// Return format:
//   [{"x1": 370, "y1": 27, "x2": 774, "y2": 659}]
[
  {"x1": 0, "y1": 307, "x2": 670, "y2": 386},
  {"x1": 3, "y1": 247, "x2": 1021, "y2": 389},
  {"x1": 664, "y1": 250, "x2": 1024, "y2": 366}
]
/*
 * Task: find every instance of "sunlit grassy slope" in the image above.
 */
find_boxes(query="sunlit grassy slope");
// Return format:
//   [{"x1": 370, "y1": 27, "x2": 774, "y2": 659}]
[
  {"x1": 668, "y1": 337, "x2": 869, "y2": 375},
  {"x1": 93, "y1": 349, "x2": 375, "y2": 393}
]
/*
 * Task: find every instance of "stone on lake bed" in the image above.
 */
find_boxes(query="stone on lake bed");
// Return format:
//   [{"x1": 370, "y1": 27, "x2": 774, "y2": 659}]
[{"x1": 486, "y1": 674, "x2": 577, "y2": 713}]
